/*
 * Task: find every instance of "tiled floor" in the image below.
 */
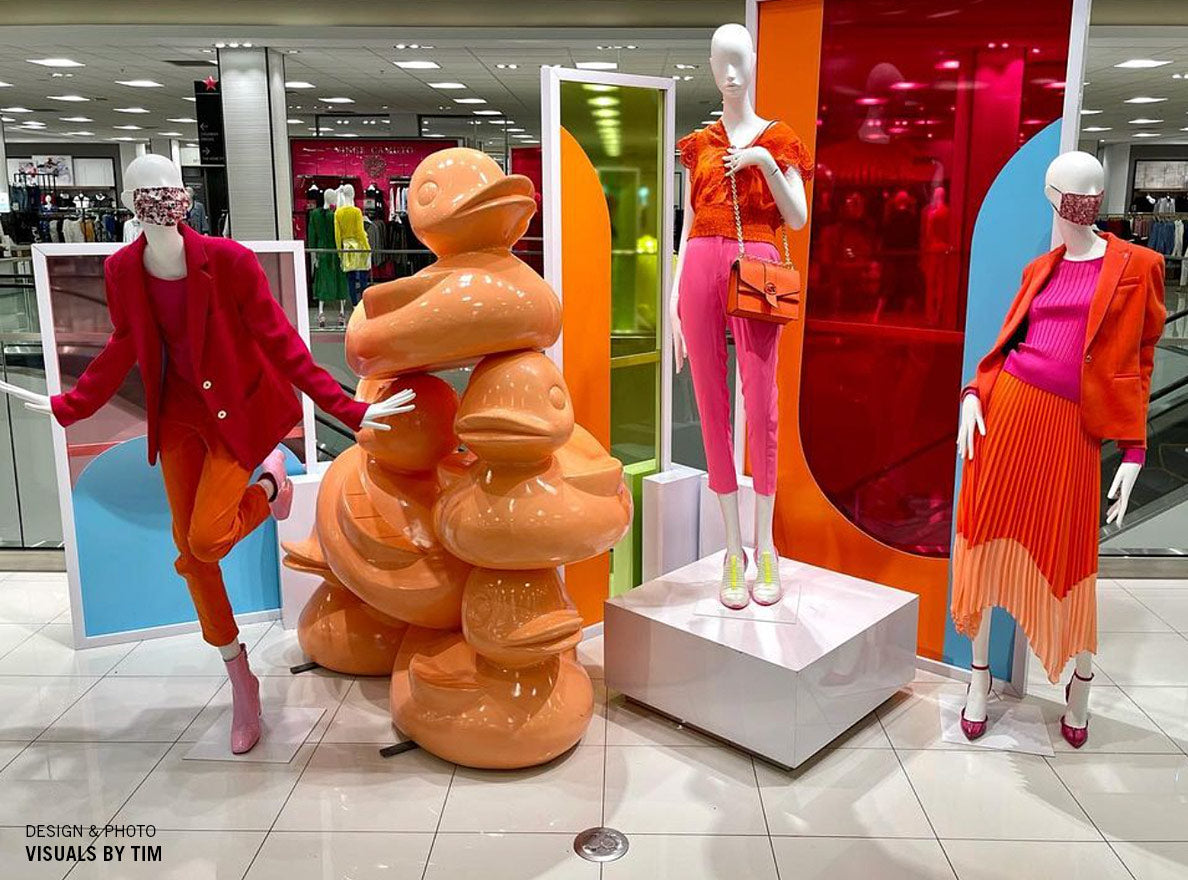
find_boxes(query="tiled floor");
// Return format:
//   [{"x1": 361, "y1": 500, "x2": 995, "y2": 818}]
[{"x1": 0, "y1": 571, "x2": 1187, "y2": 879}]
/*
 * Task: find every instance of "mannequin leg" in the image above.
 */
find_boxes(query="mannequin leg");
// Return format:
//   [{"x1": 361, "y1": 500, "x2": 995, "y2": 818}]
[
  {"x1": 217, "y1": 640, "x2": 241, "y2": 661},
  {"x1": 964, "y1": 614, "x2": 993, "y2": 723},
  {"x1": 755, "y1": 492, "x2": 776, "y2": 556},
  {"x1": 338, "y1": 301, "x2": 346, "y2": 328},
  {"x1": 318, "y1": 301, "x2": 325, "y2": 328},
  {"x1": 717, "y1": 491, "x2": 744, "y2": 559},
  {"x1": 1064, "y1": 650, "x2": 1094, "y2": 728}
]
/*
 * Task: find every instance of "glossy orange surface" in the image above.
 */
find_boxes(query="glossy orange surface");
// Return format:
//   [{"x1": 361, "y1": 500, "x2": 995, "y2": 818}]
[
  {"x1": 296, "y1": 580, "x2": 409, "y2": 676},
  {"x1": 290, "y1": 146, "x2": 631, "y2": 768}
]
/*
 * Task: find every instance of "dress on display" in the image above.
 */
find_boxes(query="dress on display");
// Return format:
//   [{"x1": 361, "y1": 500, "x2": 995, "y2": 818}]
[
  {"x1": 952, "y1": 236, "x2": 1165, "y2": 681},
  {"x1": 676, "y1": 120, "x2": 813, "y2": 496},
  {"x1": 335, "y1": 203, "x2": 372, "y2": 306},
  {"x1": 307, "y1": 206, "x2": 348, "y2": 303}
]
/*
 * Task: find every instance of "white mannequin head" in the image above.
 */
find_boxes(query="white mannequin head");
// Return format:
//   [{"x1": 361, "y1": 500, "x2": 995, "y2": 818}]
[
  {"x1": 709, "y1": 23, "x2": 756, "y2": 99},
  {"x1": 337, "y1": 183, "x2": 355, "y2": 209},
  {"x1": 323, "y1": 187, "x2": 338, "y2": 210},
  {"x1": 120, "y1": 153, "x2": 183, "y2": 215},
  {"x1": 1044, "y1": 151, "x2": 1104, "y2": 221}
]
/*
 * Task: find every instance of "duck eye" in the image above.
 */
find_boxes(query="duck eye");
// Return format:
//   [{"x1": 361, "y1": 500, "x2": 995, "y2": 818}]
[
  {"x1": 548, "y1": 386, "x2": 566, "y2": 409},
  {"x1": 416, "y1": 180, "x2": 439, "y2": 206}
]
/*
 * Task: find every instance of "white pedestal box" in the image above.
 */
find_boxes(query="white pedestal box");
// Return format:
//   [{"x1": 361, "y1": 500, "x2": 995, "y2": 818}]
[
  {"x1": 276, "y1": 468, "x2": 326, "y2": 630},
  {"x1": 604, "y1": 552, "x2": 919, "y2": 769},
  {"x1": 641, "y1": 465, "x2": 704, "y2": 581}
]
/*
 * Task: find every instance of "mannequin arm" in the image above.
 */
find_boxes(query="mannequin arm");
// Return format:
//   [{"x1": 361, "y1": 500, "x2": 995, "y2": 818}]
[
  {"x1": 0, "y1": 380, "x2": 51, "y2": 414},
  {"x1": 724, "y1": 146, "x2": 808, "y2": 230},
  {"x1": 1106, "y1": 461, "x2": 1142, "y2": 526},
  {"x1": 670, "y1": 177, "x2": 694, "y2": 373},
  {"x1": 956, "y1": 391, "x2": 985, "y2": 461}
]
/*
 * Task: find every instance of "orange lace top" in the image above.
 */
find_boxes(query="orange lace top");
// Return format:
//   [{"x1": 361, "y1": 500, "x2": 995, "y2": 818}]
[{"x1": 678, "y1": 120, "x2": 814, "y2": 248}]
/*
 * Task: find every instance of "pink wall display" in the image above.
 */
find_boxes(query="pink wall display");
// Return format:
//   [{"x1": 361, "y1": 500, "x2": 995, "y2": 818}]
[{"x1": 290, "y1": 138, "x2": 458, "y2": 205}]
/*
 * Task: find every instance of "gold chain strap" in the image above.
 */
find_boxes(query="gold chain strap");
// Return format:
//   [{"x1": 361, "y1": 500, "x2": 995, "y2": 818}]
[{"x1": 728, "y1": 158, "x2": 792, "y2": 268}]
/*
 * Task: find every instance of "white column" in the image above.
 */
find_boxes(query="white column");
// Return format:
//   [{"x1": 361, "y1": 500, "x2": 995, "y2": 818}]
[
  {"x1": 148, "y1": 137, "x2": 181, "y2": 167},
  {"x1": 218, "y1": 46, "x2": 292, "y2": 240},
  {"x1": 1102, "y1": 142, "x2": 1131, "y2": 215},
  {"x1": 0, "y1": 122, "x2": 8, "y2": 213},
  {"x1": 117, "y1": 142, "x2": 145, "y2": 187}
]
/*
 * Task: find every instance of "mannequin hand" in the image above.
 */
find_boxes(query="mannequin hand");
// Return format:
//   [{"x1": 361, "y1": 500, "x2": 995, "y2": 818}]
[
  {"x1": 1106, "y1": 461, "x2": 1141, "y2": 527},
  {"x1": 671, "y1": 303, "x2": 687, "y2": 373},
  {"x1": 0, "y1": 380, "x2": 51, "y2": 416},
  {"x1": 360, "y1": 388, "x2": 416, "y2": 432},
  {"x1": 956, "y1": 393, "x2": 985, "y2": 462},
  {"x1": 723, "y1": 146, "x2": 776, "y2": 178}
]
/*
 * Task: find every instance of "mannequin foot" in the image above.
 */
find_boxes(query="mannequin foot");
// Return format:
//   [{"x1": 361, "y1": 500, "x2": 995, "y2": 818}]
[
  {"x1": 751, "y1": 549, "x2": 783, "y2": 606},
  {"x1": 719, "y1": 551, "x2": 749, "y2": 610},
  {"x1": 318, "y1": 312, "x2": 326, "y2": 329},
  {"x1": 225, "y1": 644, "x2": 261, "y2": 754},
  {"x1": 961, "y1": 663, "x2": 992, "y2": 741},
  {"x1": 261, "y1": 449, "x2": 293, "y2": 520},
  {"x1": 1061, "y1": 670, "x2": 1093, "y2": 748}
]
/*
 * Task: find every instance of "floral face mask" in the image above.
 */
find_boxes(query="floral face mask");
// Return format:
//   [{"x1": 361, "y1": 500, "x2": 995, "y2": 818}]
[
  {"x1": 1050, "y1": 186, "x2": 1103, "y2": 226},
  {"x1": 132, "y1": 186, "x2": 191, "y2": 226}
]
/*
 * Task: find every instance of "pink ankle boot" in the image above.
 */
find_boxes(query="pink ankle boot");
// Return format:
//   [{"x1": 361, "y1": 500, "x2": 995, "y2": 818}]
[{"x1": 225, "y1": 644, "x2": 261, "y2": 754}]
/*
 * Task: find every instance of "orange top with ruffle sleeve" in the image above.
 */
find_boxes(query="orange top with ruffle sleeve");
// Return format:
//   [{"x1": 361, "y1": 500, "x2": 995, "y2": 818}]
[{"x1": 677, "y1": 120, "x2": 813, "y2": 248}]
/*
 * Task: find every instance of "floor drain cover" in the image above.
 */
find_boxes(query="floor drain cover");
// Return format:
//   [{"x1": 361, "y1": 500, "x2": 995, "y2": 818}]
[{"x1": 573, "y1": 827, "x2": 629, "y2": 862}]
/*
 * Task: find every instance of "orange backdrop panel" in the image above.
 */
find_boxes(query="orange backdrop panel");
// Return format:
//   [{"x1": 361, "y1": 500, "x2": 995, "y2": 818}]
[
  {"x1": 558, "y1": 126, "x2": 613, "y2": 625},
  {"x1": 756, "y1": 0, "x2": 949, "y2": 659}
]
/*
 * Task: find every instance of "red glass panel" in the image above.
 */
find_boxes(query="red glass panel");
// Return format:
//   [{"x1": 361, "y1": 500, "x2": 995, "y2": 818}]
[{"x1": 802, "y1": 0, "x2": 1071, "y2": 555}]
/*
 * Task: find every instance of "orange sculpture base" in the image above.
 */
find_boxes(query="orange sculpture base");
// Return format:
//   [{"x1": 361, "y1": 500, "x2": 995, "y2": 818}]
[{"x1": 286, "y1": 148, "x2": 631, "y2": 769}]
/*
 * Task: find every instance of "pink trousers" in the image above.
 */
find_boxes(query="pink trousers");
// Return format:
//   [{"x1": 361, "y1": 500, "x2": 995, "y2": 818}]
[{"x1": 678, "y1": 235, "x2": 782, "y2": 496}]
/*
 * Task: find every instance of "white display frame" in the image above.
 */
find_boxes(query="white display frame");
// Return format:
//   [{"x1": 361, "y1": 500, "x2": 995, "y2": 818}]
[
  {"x1": 540, "y1": 65, "x2": 677, "y2": 471},
  {"x1": 33, "y1": 239, "x2": 316, "y2": 648}
]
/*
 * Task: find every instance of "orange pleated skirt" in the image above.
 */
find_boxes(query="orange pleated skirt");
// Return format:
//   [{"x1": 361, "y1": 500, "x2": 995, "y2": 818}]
[{"x1": 951, "y1": 371, "x2": 1099, "y2": 683}]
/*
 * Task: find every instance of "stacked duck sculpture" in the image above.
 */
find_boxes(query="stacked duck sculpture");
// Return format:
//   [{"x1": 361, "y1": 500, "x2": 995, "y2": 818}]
[{"x1": 283, "y1": 147, "x2": 632, "y2": 769}]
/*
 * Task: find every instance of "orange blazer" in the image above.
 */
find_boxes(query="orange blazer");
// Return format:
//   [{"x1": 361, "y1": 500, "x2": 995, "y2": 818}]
[{"x1": 968, "y1": 233, "x2": 1166, "y2": 450}]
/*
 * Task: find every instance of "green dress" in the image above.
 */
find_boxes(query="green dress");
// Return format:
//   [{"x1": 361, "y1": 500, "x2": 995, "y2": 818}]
[{"x1": 307, "y1": 207, "x2": 349, "y2": 303}]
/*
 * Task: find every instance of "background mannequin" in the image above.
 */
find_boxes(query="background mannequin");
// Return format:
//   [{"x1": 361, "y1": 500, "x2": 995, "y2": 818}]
[
  {"x1": 955, "y1": 151, "x2": 1162, "y2": 745},
  {"x1": 335, "y1": 183, "x2": 371, "y2": 307},
  {"x1": 0, "y1": 154, "x2": 415, "y2": 753},
  {"x1": 311, "y1": 187, "x2": 348, "y2": 328},
  {"x1": 670, "y1": 22, "x2": 810, "y2": 608}
]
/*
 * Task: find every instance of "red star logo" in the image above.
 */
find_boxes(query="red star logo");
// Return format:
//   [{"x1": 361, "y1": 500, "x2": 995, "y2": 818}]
[{"x1": 203, "y1": 75, "x2": 218, "y2": 91}]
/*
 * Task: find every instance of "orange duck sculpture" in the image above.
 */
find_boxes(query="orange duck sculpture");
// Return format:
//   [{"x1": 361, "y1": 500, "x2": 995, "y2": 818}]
[{"x1": 284, "y1": 148, "x2": 631, "y2": 769}]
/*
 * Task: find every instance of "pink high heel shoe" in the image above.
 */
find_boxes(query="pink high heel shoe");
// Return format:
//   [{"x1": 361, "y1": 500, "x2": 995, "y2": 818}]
[
  {"x1": 1060, "y1": 670, "x2": 1093, "y2": 749},
  {"x1": 261, "y1": 449, "x2": 293, "y2": 521},
  {"x1": 960, "y1": 662, "x2": 992, "y2": 741},
  {"x1": 225, "y1": 644, "x2": 261, "y2": 754}
]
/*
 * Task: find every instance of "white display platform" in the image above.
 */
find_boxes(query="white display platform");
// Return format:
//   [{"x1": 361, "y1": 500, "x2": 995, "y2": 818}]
[
  {"x1": 276, "y1": 468, "x2": 326, "y2": 630},
  {"x1": 605, "y1": 551, "x2": 919, "y2": 769}
]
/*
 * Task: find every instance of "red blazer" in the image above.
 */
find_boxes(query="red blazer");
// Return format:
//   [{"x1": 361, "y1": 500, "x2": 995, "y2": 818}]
[
  {"x1": 968, "y1": 233, "x2": 1166, "y2": 450},
  {"x1": 51, "y1": 224, "x2": 368, "y2": 468}
]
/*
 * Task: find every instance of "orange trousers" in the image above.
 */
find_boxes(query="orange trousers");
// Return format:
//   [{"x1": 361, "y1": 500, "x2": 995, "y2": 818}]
[{"x1": 158, "y1": 380, "x2": 271, "y2": 647}]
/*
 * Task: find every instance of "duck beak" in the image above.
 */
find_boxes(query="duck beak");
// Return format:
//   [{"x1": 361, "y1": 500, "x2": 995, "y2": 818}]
[
  {"x1": 454, "y1": 173, "x2": 535, "y2": 219},
  {"x1": 456, "y1": 408, "x2": 559, "y2": 443},
  {"x1": 501, "y1": 609, "x2": 584, "y2": 649}
]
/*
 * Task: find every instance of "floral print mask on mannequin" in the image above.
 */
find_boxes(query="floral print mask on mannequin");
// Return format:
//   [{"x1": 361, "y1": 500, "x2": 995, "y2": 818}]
[
  {"x1": 1050, "y1": 186, "x2": 1104, "y2": 227},
  {"x1": 132, "y1": 186, "x2": 191, "y2": 226}
]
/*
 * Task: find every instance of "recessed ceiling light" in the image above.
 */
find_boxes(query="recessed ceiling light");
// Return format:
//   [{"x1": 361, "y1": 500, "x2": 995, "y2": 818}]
[
  {"x1": 507, "y1": 128, "x2": 525, "y2": 132},
  {"x1": 319, "y1": 97, "x2": 354, "y2": 104},
  {"x1": 113, "y1": 124, "x2": 143, "y2": 130},
  {"x1": 428, "y1": 82, "x2": 466, "y2": 89},
  {"x1": 1128, "y1": 118, "x2": 1163, "y2": 124},
  {"x1": 48, "y1": 95, "x2": 89, "y2": 102},
  {"x1": 1133, "y1": 132, "x2": 1162, "y2": 137},
  {"x1": 66, "y1": 130, "x2": 94, "y2": 136},
  {"x1": 0, "y1": 117, "x2": 14, "y2": 122},
  {"x1": 711, "y1": 110, "x2": 723, "y2": 116},
  {"x1": 1115, "y1": 59, "x2": 1172, "y2": 69},
  {"x1": 425, "y1": 133, "x2": 445, "y2": 138},
  {"x1": 454, "y1": 97, "x2": 486, "y2": 104},
  {"x1": 287, "y1": 118, "x2": 301, "y2": 124},
  {"x1": 182, "y1": 96, "x2": 196, "y2": 102},
  {"x1": 576, "y1": 61, "x2": 617, "y2": 71},
  {"x1": 1125, "y1": 96, "x2": 1168, "y2": 104},
  {"x1": 285, "y1": 81, "x2": 315, "y2": 89},
  {"x1": 675, "y1": 63, "x2": 698, "y2": 70},
  {"x1": 495, "y1": 63, "x2": 518, "y2": 70},
  {"x1": 0, "y1": 82, "x2": 11, "y2": 88},
  {"x1": 473, "y1": 109, "x2": 502, "y2": 115},
  {"x1": 487, "y1": 119, "x2": 509, "y2": 125},
  {"x1": 0, "y1": 106, "x2": 32, "y2": 113},
  {"x1": 59, "y1": 116, "x2": 92, "y2": 122},
  {"x1": 116, "y1": 79, "x2": 163, "y2": 88},
  {"x1": 588, "y1": 96, "x2": 619, "y2": 107},
  {"x1": 1082, "y1": 126, "x2": 1112, "y2": 132},
  {"x1": 27, "y1": 57, "x2": 84, "y2": 68},
  {"x1": 114, "y1": 107, "x2": 149, "y2": 114},
  {"x1": 1080, "y1": 109, "x2": 1103, "y2": 115},
  {"x1": 339, "y1": 133, "x2": 357, "y2": 137},
  {"x1": 395, "y1": 60, "x2": 440, "y2": 69},
  {"x1": 592, "y1": 108, "x2": 618, "y2": 118},
  {"x1": 215, "y1": 42, "x2": 226, "y2": 48},
  {"x1": 700, "y1": 120, "x2": 715, "y2": 125},
  {"x1": 158, "y1": 131, "x2": 184, "y2": 137},
  {"x1": 166, "y1": 117, "x2": 196, "y2": 123},
  {"x1": 186, "y1": 142, "x2": 198, "y2": 147},
  {"x1": 583, "y1": 84, "x2": 616, "y2": 93},
  {"x1": 21, "y1": 121, "x2": 46, "y2": 127},
  {"x1": 112, "y1": 136, "x2": 140, "y2": 141}
]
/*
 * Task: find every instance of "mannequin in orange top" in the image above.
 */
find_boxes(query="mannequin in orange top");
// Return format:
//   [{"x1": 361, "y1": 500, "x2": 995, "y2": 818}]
[{"x1": 670, "y1": 23, "x2": 813, "y2": 610}]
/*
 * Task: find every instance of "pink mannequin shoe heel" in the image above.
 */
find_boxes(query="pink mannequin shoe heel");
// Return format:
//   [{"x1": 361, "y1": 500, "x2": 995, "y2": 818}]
[
  {"x1": 719, "y1": 551, "x2": 749, "y2": 610},
  {"x1": 225, "y1": 644, "x2": 261, "y2": 754},
  {"x1": 261, "y1": 449, "x2": 293, "y2": 521},
  {"x1": 960, "y1": 662, "x2": 992, "y2": 741},
  {"x1": 1060, "y1": 670, "x2": 1093, "y2": 749}
]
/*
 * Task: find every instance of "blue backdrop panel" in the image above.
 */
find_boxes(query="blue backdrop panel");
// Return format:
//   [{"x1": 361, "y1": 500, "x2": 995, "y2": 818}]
[
  {"x1": 73, "y1": 436, "x2": 300, "y2": 638},
  {"x1": 943, "y1": 120, "x2": 1062, "y2": 679}
]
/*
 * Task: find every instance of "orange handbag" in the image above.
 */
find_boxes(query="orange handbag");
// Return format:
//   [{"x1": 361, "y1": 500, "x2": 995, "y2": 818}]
[{"x1": 726, "y1": 169, "x2": 801, "y2": 324}]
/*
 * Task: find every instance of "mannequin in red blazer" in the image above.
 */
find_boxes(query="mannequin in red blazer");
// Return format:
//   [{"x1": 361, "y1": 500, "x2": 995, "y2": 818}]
[{"x1": 0, "y1": 155, "x2": 415, "y2": 754}]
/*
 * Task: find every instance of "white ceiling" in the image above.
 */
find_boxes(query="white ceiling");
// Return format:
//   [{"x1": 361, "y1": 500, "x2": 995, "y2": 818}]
[
  {"x1": 0, "y1": 29, "x2": 722, "y2": 148},
  {"x1": 1080, "y1": 27, "x2": 1188, "y2": 148}
]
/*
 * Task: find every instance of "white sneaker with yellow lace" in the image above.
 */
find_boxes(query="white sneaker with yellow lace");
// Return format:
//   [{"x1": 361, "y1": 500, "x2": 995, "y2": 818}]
[
  {"x1": 752, "y1": 549, "x2": 783, "y2": 606},
  {"x1": 719, "y1": 552, "x2": 749, "y2": 610}
]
